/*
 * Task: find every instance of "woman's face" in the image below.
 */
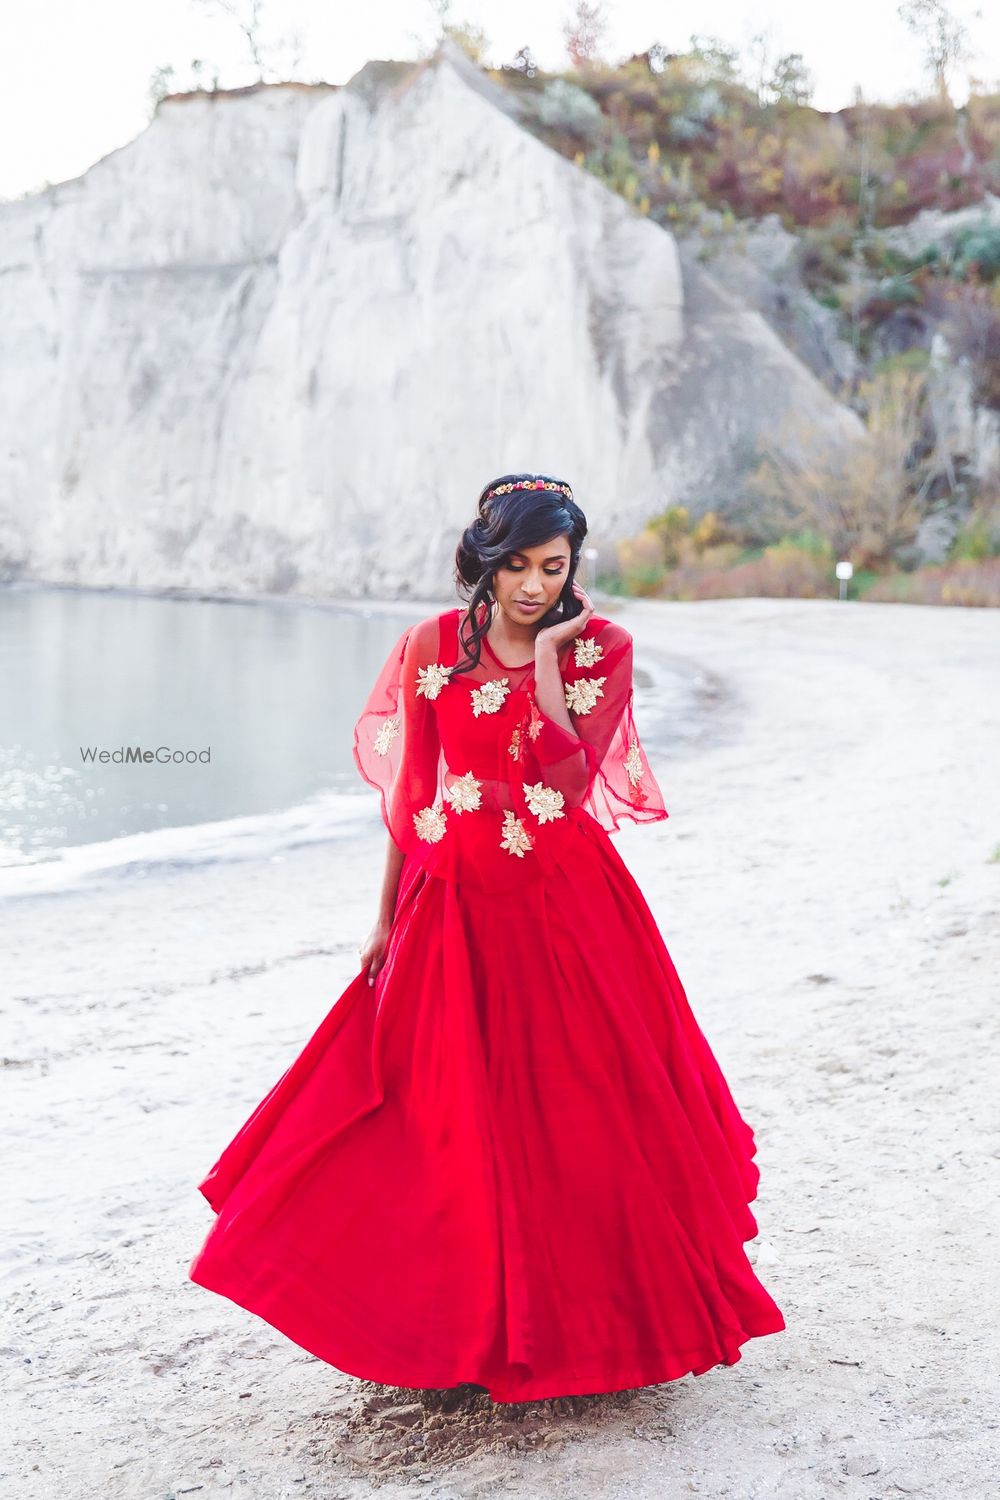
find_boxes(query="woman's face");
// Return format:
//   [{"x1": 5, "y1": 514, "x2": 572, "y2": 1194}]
[{"x1": 492, "y1": 534, "x2": 572, "y2": 625}]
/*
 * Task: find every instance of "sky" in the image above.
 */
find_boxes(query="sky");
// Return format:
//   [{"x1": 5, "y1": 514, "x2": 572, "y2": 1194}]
[{"x1": 1, "y1": 0, "x2": 998, "y2": 201}]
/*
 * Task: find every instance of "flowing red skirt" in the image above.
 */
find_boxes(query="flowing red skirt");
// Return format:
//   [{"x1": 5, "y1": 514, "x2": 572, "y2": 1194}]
[{"x1": 188, "y1": 809, "x2": 785, "y2": 1402}]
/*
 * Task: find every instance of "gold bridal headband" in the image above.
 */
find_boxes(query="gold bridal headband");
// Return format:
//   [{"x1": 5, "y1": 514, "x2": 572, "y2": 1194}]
[{"x1": 482, "y1": 478, "x2": 574, "y2": 507}]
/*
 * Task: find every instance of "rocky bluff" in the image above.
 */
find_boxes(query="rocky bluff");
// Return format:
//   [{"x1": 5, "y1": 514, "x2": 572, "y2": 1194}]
[{"x1": 0, "y1": 49, "x2": 860, "y2": 599}]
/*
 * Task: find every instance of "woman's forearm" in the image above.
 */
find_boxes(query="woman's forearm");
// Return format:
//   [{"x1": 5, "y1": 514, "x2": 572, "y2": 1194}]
[
  {"x1": 377, "y1": 833, "x2": 406, "y2": 924},
  {"x1": 532, "y1": 639, "x2": 591, "y2": 802},
  {"x1": 533, "y1": 639, "x2": 578, "y2": 733}
]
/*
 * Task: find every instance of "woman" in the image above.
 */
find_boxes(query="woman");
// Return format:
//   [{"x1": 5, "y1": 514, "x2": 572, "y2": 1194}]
[{"x1": 189, "y1": 472, "x2": 786, "y2": 1404}]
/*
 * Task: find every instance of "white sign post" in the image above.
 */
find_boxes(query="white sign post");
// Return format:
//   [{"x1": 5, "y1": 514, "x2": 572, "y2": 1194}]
[{"x1": 835, "y1": 559, "x2": 854, "y2": 602}]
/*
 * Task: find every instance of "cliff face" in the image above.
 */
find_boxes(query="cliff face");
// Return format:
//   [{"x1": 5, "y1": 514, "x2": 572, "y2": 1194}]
[{"x1": 0, "y1": 50, "x2": 860, "y2": 599}]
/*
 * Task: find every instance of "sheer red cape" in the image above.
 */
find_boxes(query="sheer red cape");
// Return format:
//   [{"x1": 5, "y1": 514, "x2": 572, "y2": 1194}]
[{"x1": 353, "y1": 605, "x2": 667, "y2": 888}]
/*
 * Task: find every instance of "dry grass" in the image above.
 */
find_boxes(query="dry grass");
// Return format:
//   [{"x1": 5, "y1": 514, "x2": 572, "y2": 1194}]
[
  {"x1": 614, "y1": 512, "x2": 841, "y2": 601},
  {"x1": 665, "y1": 540, "x2": 838, "y2": 600},
  {"x1": 863, "y1": 557, "x2": 1000, "y2": 606},
  {"x1": 609, "y1": 515, "x2": 1000, "y2": 606}
]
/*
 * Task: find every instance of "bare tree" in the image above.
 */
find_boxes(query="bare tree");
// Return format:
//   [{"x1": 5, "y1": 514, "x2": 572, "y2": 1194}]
[
  {"x1": 425, "y1": 0, "x2": 490, "y2": 63},
  {"x1": 195, "y1": 0, "x2": 267, "y2": 81},
  {"x1": 748, "y1": 367, "x2": 933, "y2": 566},
  {"x1": 740, "y1": 29, "x2": 813, "y2": 106},
  {"x1": 743, "y1": 27, "x2": 776, "y2": 107},
  {"x1": 898, "y1": 0, "x2": 971, "y2": 103},
  {"x1": 562, "y1": 1, "x2": 609, "y2": 69}
]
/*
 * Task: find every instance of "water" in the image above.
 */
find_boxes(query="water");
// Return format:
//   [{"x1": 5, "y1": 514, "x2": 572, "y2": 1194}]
[
  {"x1": 0, "y1": 586, "x2": 423, "y2": 873},
  {"x1": 0, "y1": 584, "x2": 703, "y2": 893}
]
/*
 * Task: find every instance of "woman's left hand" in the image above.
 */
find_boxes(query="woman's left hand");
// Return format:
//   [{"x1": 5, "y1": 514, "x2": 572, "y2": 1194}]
[{"x1": 534, "y1": 581, "x2": 595, "y2": 653}]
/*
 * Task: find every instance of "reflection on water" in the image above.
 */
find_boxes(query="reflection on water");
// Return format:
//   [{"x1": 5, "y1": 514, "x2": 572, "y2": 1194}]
[{"x1": 0, "y1": 586, "x2": 424, "y2": 867}]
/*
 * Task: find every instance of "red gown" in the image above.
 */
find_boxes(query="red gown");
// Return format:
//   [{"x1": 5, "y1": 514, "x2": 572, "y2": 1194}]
[{"x1": 188, "y1": 604, "x2": 785, "y2": 1402}]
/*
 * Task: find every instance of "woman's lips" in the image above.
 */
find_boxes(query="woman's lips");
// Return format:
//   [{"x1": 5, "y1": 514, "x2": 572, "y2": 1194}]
[{"x1": 516, "y1": 601, "x2": 543, "y2": 611}]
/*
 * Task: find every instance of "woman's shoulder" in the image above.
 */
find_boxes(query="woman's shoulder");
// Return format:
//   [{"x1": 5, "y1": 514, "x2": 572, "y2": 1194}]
[
  {"x1": 406, "y1": 606, "x2": 629, "y2": 651},
  {"x1": 402, "y1": 608, "x2": 460, "y2": 656},
  {"x1": 555, "y1": 613, "x2": 631, "y2": 678},
  {"x1": 586, "y1": 613, "x2": 632, "y2": 649}
]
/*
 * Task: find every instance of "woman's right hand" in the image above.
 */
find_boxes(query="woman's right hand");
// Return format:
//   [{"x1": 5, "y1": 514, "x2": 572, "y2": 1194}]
[{"x1": 358, "y1": 917, "x2": 392, "y2": 986}]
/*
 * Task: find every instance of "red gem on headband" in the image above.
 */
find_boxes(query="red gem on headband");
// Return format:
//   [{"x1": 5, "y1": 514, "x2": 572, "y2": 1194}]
[{"x1": 483, "y1": 478, "x2": 574, "y2": 505}]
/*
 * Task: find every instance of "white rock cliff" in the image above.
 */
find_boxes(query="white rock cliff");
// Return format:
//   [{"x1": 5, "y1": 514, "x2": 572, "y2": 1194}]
[{"x1": 0, "y1": 51, "x2": 861, "y2": 598}]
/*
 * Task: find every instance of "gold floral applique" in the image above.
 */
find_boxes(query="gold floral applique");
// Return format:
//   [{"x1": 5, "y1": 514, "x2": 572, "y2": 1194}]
[
  {"x1": 523, "y1": 780, "x2": 565, "y2": 823},
  {"x1": 565, "y1": 676, "x2": 607, "y2": 716},
  {"x1": 508, "y1": 725, "x2": 523, "y2": 760},
  {"x1": 526, "y1": 695, "x2": 543, "y2": 741},
  {"x1": 500, "y1": 809, "x2": 533, "y2": 858},
  {"x1": 623, "y1": 737, "x2": 644, "y2": 788},
  {"x1": 415, "y1": 663, "x2": 452, "y2": 700},
  {"x1": 372, "y1": 716, "x2": 400, "y2": 756},
  {"x1": 444, "y1": 771, "x2": 483, "y2": 814},
  {"x1": 413, "y1": 805, "x2": 447, "y2": 843},
  {"x1": 574, "y1": 636, "x2": 604, "y2": 668},
  {"x1": 471, "y1": 677, "x2": 510, "y2": 717}
]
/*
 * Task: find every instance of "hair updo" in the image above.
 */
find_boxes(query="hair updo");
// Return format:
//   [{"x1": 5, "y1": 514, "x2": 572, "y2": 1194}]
[{"x1": 452, "y1": 471, "x2": 588, "y2": 674}]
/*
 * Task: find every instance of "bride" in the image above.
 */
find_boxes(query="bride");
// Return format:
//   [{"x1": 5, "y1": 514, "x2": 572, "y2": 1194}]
[{"x1": 189, "y1": 471, "x2": 786, "y2": 1404}]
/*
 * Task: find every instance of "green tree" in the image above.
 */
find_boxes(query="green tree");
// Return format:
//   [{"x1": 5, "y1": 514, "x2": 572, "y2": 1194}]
[
  {"x1": 767, "y1": 52, "x2": 814, "y2": 107},
  {"x1": 148, "y1": 64, "x2": 176, "y2": 109},
  {"x1": 687, "y1": 34, "x2": 741, "y2": 85},
  {"x1": 504, "y1": 45, "x2": 539, "y2": 78}
]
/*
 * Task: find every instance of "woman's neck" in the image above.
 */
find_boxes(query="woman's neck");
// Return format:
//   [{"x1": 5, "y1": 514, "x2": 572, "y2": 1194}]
[{"x1": 481, "y1": 602, "x2": 538, "y2": 663}]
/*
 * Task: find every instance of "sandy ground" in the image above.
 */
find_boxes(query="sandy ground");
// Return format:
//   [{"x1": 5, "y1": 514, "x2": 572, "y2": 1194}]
[{"x1": 4, "y1": 595, "x2": 999, "y2": 1500}]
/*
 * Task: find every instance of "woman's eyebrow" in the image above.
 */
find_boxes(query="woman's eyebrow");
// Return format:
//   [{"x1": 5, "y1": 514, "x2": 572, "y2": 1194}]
[{"x1": 509, "y1": 551, "x2": 568, "y2": 562}]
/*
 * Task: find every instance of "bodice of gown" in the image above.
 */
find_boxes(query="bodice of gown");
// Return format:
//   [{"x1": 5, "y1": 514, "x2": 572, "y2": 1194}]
[{"x1": 353, "y1": 605, "x2": 668, "y2": 892}]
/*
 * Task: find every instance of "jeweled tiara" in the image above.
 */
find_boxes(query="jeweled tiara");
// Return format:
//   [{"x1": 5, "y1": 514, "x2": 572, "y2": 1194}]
[{"x1": 483, "y1": 478, "x2": 574, "y2": 506}]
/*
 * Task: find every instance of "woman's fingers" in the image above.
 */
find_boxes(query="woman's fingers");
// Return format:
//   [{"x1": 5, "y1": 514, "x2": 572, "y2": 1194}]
[{"x1": 363, "y1": 948, "x2": 386, "y2": 986}]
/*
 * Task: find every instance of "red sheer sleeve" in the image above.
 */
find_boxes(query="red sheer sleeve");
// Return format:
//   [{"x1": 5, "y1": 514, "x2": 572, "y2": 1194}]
[
  {"x1": 351, "y1": 615, "x2": 448, "y2": 859},
  {"x1": 523, "y1": 619, "x2": 668, "y2": 834}
]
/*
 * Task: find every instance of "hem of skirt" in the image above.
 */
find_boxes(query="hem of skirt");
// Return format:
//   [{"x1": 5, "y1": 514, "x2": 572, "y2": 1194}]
[{"x1": 188, "y1": 1237, "x2": 786, "y2": 1406}]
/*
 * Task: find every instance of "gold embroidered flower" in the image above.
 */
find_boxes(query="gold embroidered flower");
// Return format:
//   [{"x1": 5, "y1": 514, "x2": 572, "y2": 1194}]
[
  {"x1": 565, "y1": 676, "x2": 607, "y2": 715},
  {"x1": 526, "y1": 695, "x2": 543, "y2": 741},
  {"x1": 443, "y1": 770, "x2": 483, "y2": 814},
  {"x1": 415, "y1": 663, "x2": 451, "y2": 700},
  {"x1": 623, "y1": 737, "x2": 644, "y2": 788},
  {"x1": 500, "y1": 809, "x2": 533, "y2": 858},
  {"x1": 508, "y1": 726, "x2": 523, "y2": 760},
  {"x1": 413, "y1": 804, "x2": 447, "y2": 843},
  {"x1": 372, "y1": 716, "x2": 400, "y2": 756},
  {"x1": 574, "y1": 636, "x2": 604, "y2": 668},
  {"x1": 470, "y1": 677, "x2": 510, "y2": 717},
  {"x1": 523, "y1": 780, "x2": 565, "y2": 823}
]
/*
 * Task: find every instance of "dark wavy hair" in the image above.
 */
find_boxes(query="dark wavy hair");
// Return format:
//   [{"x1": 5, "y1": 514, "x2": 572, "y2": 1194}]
[{"x1": 452, "y1": 472, "x2": 588, "y2": 676}]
